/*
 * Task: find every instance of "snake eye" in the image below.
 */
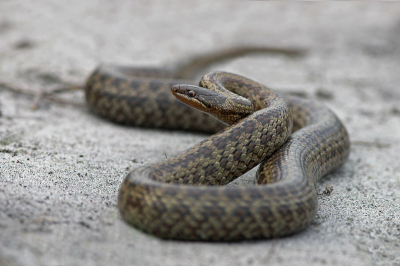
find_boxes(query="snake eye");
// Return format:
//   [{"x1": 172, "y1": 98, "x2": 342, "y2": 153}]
[{"x1": 187, "y1": 90, "x2": 196, "y2": 97}]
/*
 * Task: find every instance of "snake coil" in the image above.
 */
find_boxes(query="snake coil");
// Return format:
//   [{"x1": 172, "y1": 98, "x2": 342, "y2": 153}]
[{"x1": 85, "y1": 49, "x2": 350, "y2": 241}]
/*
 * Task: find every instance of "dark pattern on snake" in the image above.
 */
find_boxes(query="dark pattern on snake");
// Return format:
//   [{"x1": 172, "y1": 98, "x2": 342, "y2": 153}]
[{"x1": 85, "y1": 50, "x2": 350, "y2": 241}]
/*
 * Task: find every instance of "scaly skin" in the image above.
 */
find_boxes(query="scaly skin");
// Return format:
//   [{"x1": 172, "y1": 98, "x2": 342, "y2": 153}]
[{"x1": 85, "y1": 50, "x2": 350, "y2": 241}]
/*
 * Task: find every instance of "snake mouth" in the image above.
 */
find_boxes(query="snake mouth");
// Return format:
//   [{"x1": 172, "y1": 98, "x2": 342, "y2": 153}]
[
  {"x1": 171, "y1": 84, "x2": 194, "y2": 101},
  {"x1": 171, "y1": 84, "x2": 198, "y2": 99},
  {"x1": 171, "y1": 84, "x2": 256, "y2": 125},
  {"x1": 171, "y1": 84, "x2": 185, "y2": 95},
  {"x1": 172, "y1": 84, "x2": 221, "y2": 111},
  {"x1": 171, "y1": 84, "x2": 208, "y2": 112}
]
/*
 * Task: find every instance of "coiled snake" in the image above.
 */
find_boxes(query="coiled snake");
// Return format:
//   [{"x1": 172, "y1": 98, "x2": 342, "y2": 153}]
[{"x1": 85, "y1": 48, "x2": 350, "y2": 241}]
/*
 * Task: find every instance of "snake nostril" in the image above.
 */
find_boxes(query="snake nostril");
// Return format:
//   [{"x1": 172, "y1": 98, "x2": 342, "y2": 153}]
[{"x1": 171, "y1": 85, "x2": 179, "y2": 93}]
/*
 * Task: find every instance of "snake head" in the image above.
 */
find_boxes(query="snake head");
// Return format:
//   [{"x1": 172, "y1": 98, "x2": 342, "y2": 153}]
[
  {"x1": 171, "y1": 84, "x2": 253, "y2": 125},
  {"x1": 171, "y1": 84, "x2": 223, "y2": 111}
]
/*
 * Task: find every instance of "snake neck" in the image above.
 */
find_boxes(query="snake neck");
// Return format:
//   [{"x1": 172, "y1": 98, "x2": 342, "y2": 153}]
[
  {"x1": 148, "y1": 73, "x2": 293, "y2": 185},
  {"x1": 171, "y1": 71, "x2": 284, "y2": 126}
]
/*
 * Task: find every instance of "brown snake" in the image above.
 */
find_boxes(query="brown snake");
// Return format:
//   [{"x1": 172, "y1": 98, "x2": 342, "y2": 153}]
[{"x1": 84, "y1": 48, "x2": 350, "y2": 241}]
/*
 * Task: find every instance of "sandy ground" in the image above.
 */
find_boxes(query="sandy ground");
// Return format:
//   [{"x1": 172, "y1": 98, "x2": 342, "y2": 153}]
[{"x1": 1, "y1": 1, "x2": 400, "y2": 266}]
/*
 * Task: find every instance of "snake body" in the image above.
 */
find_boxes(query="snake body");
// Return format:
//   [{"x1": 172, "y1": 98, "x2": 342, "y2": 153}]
[{"x1": 85, "y1": 49, "x2": 350, "y2": 241}]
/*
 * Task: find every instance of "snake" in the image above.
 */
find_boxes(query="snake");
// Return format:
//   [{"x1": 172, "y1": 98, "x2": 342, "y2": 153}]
[{"x1": 84, "y1": 48, "x2": 350, "y2": 241}]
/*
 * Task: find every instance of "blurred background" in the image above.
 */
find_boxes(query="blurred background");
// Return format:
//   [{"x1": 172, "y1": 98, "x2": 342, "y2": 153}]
[
  {"x1": 1, "y1": 2, "x2": 399, "y2": 90},
  {"x1": 1, "y1": 2, "x2": 399, "y2": 266}
]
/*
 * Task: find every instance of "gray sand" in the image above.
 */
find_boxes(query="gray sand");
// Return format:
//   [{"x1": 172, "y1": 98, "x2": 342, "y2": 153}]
[{"x1": 1, "y1": 2, "x2": 399, "y2": 266}]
